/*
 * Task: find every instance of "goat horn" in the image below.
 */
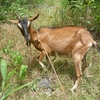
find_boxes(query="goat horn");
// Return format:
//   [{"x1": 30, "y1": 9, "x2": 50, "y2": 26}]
[
  {"x1": 28, "y1": 14, "x2": 39, "y2": 21},
  {"x1": 8, "y1": 20, "x2": 18, "y2": 23},
  {"x1": 15, "y1": 13, "x2": 21, "y2": 20}
]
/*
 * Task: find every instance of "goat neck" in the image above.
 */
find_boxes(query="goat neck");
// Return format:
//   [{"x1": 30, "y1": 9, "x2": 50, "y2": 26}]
[{"x1": 29, "y1": 26, "x2": 40, "y2": 43}]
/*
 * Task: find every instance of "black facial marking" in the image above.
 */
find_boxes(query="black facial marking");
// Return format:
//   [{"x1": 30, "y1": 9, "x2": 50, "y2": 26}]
[{"x1": 18, "y1": 18, "x2": 31, "y2": 46}]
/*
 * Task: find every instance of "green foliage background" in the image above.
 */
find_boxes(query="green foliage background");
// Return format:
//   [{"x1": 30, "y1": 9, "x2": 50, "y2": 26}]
[{"x1": 0, "y1": 0, "x2": 100, "y2": 36}]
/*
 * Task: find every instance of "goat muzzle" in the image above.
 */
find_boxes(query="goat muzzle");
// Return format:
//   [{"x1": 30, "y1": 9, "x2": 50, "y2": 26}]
[{"x1": 25, "y1": 35, "x2": 31, "y2": 47}]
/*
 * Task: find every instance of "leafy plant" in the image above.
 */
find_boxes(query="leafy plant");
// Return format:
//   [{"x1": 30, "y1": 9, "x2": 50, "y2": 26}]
[
  {"x1": 0, "y1": 59, "x2": 7, "y2": 91},
  {"x1": 58, "y1": 0, "x2": 100, "y2": 36},
  {"x1": 9, "y1": 2, "x2": 30, "y2": 18},
  {"x1": 0, "y1": 59, "x2": 16, "y2": 100},
  {"x1": 0, "y1": 58, "x2": 28, "y2": 99},
  {"x1": 3, "y1": 43, "x2": 24, "y2": 66},
  {"x1": 19, "y1": 65, "x2": 28, "y2": 81},
  {"x1": 0, "y1": 7, "x2": 8, "y2": 21},
  {"x1": 0, "y1": 41, "x2": 29, "y2": 99}
]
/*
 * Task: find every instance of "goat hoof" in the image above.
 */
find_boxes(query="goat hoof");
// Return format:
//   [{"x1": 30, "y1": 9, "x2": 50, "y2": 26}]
[
  {"x1": 43, "y1": 68, "x2": 48, "y2": 73},
  {"x1": 44, "y1": 70, "x2": 48, "y2": 74},
  {"x1": 85, "y1": 74, "x2": 93, "y2": 78},
  {"x1": 70, "y1": 88, "x2": 76, "y2": 93}
]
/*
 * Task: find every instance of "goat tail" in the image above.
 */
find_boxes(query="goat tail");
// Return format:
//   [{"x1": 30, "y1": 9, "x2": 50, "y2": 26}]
[{"x1": 92, "y1": 41, "x2": 100, "y2": 52}]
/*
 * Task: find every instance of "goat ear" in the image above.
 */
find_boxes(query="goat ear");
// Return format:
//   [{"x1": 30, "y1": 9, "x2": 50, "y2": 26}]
[
  {"x1": 8, "y1": 20, "x2": 18, "y2": 24},
  {"x1": 28, "y1": 14, "x2": 39, "y2": 21}
]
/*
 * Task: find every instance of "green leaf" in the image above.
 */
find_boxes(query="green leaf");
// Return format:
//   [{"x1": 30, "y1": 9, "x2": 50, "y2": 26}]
[
  {"x1": 0, "y1": 88, "x2": 12, "y2": 100},
  {"x1": 19, "y1": 65, "x2": 28, "y2": 81},
  {"x1": 0, "y1": 59, "x2": 7, "y2": 81},
  {"x1": 0, "y1": 92, "x2": 2, "y2": 96},
  {"x1": 13, "y1": 80, "x2": 35, "y2": 92},
  {"x1": 86, "y1": 19, "x2": 91, "y2": 25},
  {"x1": 7, "y1": 69, "x2": 17, "y2": 81},
  {"x1": 30, "y1": 83, "x2": 37, "y2": 90},
  {"x1": 2, "y1": 81, "x2": 6, "y2": 91}
]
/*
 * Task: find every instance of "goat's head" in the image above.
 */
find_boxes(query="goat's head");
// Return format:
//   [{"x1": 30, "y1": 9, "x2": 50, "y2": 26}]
[{"x1": 8, "y1": 13, "x2": 39, "y2": 46}]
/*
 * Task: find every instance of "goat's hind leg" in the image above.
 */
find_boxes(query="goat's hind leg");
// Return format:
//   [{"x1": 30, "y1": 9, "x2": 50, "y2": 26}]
[
  {"x1": 82, "y1": 54, "x2": 92, "y2": 78},
  {"x1": 70, "y1": 55, "x2": 82, "y2": 93},
  {"x1": 82, "y1": 54, "x2": 87, "y2": 72},
  {"x1": 71, "y1": 46, "x2": 90, "y2": 93}
]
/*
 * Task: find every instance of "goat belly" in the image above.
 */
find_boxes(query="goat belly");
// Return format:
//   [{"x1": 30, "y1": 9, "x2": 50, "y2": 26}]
[
  {"x1": 48, "y1": 39, "x2": 74, "y2": 55},
  {"x1": 49, "y1": 44, "x2": 72, "y2": 55}
]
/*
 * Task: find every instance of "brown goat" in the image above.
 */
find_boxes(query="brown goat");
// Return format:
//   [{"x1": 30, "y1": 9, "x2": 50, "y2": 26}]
[{"x1": 8, "y1": 14, "x2": 99, "y2": 92}]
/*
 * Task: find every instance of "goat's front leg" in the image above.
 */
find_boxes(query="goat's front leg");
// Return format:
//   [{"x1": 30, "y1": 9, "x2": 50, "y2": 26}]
[{"x1": 37, "y1": 51, "x2": 48, "y2": 72}]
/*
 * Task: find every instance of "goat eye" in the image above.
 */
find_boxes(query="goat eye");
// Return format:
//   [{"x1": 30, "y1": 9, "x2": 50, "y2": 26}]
[
  {"x1": 18, "y1": 23, "x2": 22, "y2": 29},
  {"x1": 27, "y1": 21, "x2": 30, "y2": 27}
]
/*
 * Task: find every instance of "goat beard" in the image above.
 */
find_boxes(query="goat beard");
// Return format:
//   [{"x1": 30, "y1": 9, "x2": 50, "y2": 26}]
[{"x1": 26, "y1": 41, "x2": 31, "y2": 47}]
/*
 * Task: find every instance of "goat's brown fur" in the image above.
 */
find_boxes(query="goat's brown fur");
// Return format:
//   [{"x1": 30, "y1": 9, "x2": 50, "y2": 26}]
[{"x1": 8, "y1": 14, "x2": 99, "y2": 92}]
